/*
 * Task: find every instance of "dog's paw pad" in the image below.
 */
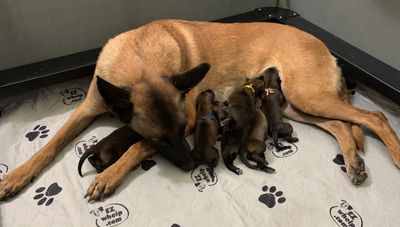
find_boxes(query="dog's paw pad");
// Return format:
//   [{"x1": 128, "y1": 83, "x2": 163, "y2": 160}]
[
  {"x1": 26, "y1": 125, "x2": 50, "y2": 141},
  {"x1": 259, "y1": 185, "x2": 286, "y2": 208},
  {"x1": 33, "y1": 182, "x2": 62, "y2": 206}
]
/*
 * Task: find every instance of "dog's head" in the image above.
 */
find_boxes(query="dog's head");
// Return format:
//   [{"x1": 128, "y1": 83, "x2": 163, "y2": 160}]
[{"x1": 96, "y1": 63, "x2": 210, "y2": 171}]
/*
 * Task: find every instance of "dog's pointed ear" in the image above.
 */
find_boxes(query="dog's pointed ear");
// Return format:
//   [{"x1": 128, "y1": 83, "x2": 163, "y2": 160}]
[
  {"x1": 170, "y1": 63, "x2": 210, "y2": 93},
  {"x1": 96, "y1": 76, "x2": 133, "y2": 124}
]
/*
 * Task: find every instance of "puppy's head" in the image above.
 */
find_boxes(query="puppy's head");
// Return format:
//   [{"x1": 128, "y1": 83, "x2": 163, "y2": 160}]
[
  {"x1": 260, "y1": 67, "x2": 281, "y2": 89},
  {"x1": 96, "y1": 63, "x2": 210, "y2": 172},
  {"x1": 196, "y1": 89, "x2": 215, "y2": 111},
  {"x1": 244, "y1": 76, "x2": 266, "y2": 99}
]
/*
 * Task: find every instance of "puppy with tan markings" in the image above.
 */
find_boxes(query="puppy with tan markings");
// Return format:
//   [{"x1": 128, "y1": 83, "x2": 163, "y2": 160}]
[
  {"x1": 78, "y1": 126, "x2": 142, "y2": 177},
  {"x1": 240, "y1": 107, "x2": 276, "y2": 174},
  {"x1": 192, "y1": 89, "x2": 220, "y2": 168},
  {"x1": 1, "y1": 20, "x2": 399, "y2": 201},
  {"x1": 261, "y1": 67, "x2": 299, "y2": 150},
  {"x1": 214, "y1": 100, "x2": 242, "y2": 174},
  {"x1": 221, "y1": 77, "x2": 266, "y2": 175}
]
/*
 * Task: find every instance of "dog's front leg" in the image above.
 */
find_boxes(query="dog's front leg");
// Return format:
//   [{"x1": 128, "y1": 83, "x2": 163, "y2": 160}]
[
  {"x1": 86, "y1": 139, "x2": 155, "y2": 201},
  {"x1": 0, "y1": 98, "x2": 105, "y2": 200}
]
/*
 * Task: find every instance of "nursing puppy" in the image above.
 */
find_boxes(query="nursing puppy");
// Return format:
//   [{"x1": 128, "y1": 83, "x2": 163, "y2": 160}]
[
  {"x1": 2, "y1": 20, "x2": 399, "y2": 201},
  {"x1": 240, "y1": 107, "x2": 276, "y2": 174},
  {"x1": 218, "y1": 102, "x2": 243, "y2": 175},
  {"x1": 261, "y1": 68, "x2": 299, "y2": 150},
  {"x1": 192, "y1": 89, "x2": 220, "y2": 167},
  {"x1": 78, "y1": 126, "x2": 143, "y2": 177},
  {"x1": 221, "y1": 77, "x2": 265, "y2": 175}
]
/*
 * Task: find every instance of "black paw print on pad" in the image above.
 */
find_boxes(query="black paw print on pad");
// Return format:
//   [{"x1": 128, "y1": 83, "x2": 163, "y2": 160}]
[
  {"x1": 33, "y1": 182, "x2": 62, "y2": 206},
  {"x1": 345, "y1": 80, "x2": 357, "y2": 95},
  {"x1": 171, "y1": 224, "x2": 181, "y2": 227},
  {"x1": 258, "y1": 185, "x2": 286, "y2": 208},
  {"x1": 26, "y1": 125, "x2": 50, "y2": 141},
  {"x1": 333, "y1": 154, "x2": 347, "y2": 173}
]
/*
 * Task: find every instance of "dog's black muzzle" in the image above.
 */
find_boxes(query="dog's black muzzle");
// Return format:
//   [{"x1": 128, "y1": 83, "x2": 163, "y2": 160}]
[{"x1": 152, "y1": 136, "x2": 196, "y2": 172}]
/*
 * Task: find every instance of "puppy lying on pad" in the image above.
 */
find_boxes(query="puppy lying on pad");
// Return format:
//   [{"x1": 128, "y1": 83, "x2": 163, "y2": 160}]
[
  {"x1": 192, "y1": 89, "x2": 220, "y2": 168},
  {"x1": 221, "y1": 76, "x2": 272, "y2": 175},
  {"x1": 78, "y1": 126, "x2": 143, "y2": 176}
]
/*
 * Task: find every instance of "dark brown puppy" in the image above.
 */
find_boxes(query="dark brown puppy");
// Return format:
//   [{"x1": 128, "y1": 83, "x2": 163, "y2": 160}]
[
  {"x1": 217, "y1": 101, "x2": 243, "y2": 175},
  {"x1": 240, "y1": 107, "x2": 276, "y2": 174},
  {"x1": 220, "y1": 77, "x2": 266, "y2": 175},
  {"x1": 78, "y1": 126, "x2": 143, "y2": 176},
  {"x1": 192, "y1": 89, "x2": 220, "y2": 167},
  {"x1": 262, "y1": 67, "x2": 298, "y2": 150}
]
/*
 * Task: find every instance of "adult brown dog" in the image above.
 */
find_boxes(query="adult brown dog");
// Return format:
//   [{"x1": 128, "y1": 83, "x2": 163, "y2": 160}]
[{"x1": 1, "y1": 19, "x2": 399, "y2": 201}]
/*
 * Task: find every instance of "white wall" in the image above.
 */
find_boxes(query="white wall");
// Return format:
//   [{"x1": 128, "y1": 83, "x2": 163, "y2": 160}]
[
  {"x1": 0, "y1": 0, "x2": 272, "y2": 69},
  {"x1": 284, "y1": 0, "x2": 400, "y2": 70},
  {"x1": 2, "y1": 0, "x2": 399, "y2": 71}
]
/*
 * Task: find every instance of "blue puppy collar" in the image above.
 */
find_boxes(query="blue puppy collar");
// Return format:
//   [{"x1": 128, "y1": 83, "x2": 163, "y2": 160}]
[{"x1": 198, "y1": 114, "x2": 218, "y2": 121}]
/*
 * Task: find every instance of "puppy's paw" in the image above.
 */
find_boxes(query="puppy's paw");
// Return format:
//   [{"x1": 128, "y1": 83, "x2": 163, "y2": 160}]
[
  {"x1": 346, "y1": 154, "x2": 367, "y2": 185},
  {"x1": 236, "y1": 168, "x2": 243, "y2": 175},
  {"x1": 261, "y1": 165, "x2": 276, "y2": 174},
  {"x1": 0, "y1": 165, "x2": 35, "y2": 201},
  {"x1": 276, "y1": 145, "x2": 291, "y2": 151},
  {"x1": 85, "y1": 166, "x2": 125, "y2": 201}
]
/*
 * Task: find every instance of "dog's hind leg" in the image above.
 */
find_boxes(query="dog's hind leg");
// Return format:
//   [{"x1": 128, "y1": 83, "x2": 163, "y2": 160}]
[
  {"x1": 272, "y1": 130, "x2": 291, "y2": 151},
  {"x1": 351, "y1": 124, "x2": 365, "y2": 152},
  {"x1": 289, "y1": 90, "x2": 400, "y2": 168},
  {"x1": 283, "y1": 105, "x2": 367, "y2": 185},
  {"x1": 222, "y1": 146, "x2": 243, "y2": 175},
  {"x1": 0, "y1": 80, "x2": 107, "y2": 200},
  {"x1": 341, "y1": 81, "x2": 365, "y2": 152}
]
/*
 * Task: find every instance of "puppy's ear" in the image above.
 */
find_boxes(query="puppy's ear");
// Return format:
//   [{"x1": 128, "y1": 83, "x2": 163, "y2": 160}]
[
  {"x1": 96, "y1": 76, "x2": 133, "y2": 124},
  {"x1": 170, "y1": 63, "x2": 211, "y2": 94}
]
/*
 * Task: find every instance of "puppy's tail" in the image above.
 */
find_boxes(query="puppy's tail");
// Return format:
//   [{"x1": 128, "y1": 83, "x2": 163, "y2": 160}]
[
  {"x1": 78, "y1": 147, "x2": 95, "y2": 177},
  {"x1": 239, "y1": 149, "x2": 258, "y2": 169}
]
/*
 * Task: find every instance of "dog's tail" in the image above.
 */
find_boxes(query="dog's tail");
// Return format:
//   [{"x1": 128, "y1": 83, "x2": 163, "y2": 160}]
[
  {"x1": 78, "y1": 147, "x2": 95, "y2": 177},
  {"x1": 239, "y1": 149, "x2": 258, "y2": 169}
]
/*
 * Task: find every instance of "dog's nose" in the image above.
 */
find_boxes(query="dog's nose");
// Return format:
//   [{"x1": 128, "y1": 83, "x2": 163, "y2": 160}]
[
  {"x1": 180, "y1": 159, "x2": 196, "y2": 172},
  {"x1": 210, "y1": 158, "x2": 219, "y2": 167}
]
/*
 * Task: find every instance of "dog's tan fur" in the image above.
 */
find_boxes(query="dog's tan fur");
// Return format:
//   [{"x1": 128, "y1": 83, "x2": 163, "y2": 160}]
[{"x1": 1, "y1": 20, "x2": 399, "y2": 200}]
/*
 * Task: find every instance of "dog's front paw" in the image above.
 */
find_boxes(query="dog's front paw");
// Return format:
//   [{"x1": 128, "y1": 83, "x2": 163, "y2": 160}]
[
  {"x1": 346, "y1": 154, "x2": 367, "y2": 185},
  {"x1": 85, "y1": 167, "x2": 124, "y2": 201},
  {"x1": 0, "y1": 165, "x2": 35, "y2": 200}
]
